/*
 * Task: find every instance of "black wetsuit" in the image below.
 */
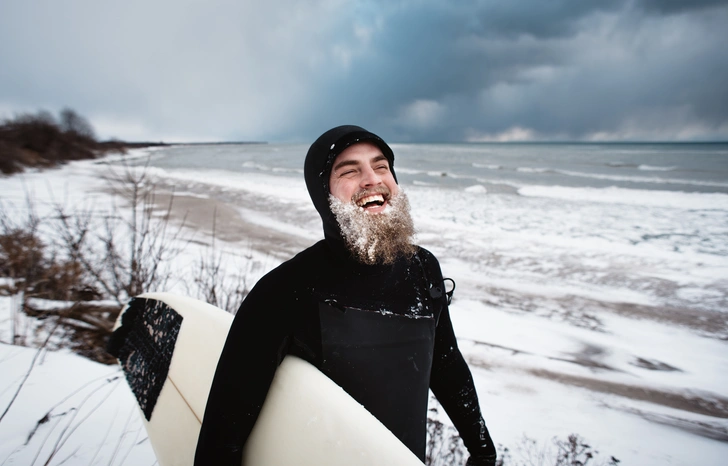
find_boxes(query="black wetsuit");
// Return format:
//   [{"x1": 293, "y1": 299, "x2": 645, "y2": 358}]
[{"x1": 195, "y1": 126, "x2": 495, "y2": 465}]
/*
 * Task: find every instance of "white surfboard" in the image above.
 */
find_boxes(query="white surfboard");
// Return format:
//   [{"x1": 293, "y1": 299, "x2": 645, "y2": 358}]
[{"x1": 110, "y1": 292, "x2": 424, "y2": 466}]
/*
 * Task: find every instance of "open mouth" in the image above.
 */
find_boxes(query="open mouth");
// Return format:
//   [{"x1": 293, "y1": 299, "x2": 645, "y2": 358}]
[{"x1": 356, "y1": 193, "x2": 386, "y2": 209}]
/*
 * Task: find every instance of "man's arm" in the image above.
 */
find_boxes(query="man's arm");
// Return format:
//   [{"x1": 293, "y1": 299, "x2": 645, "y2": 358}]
[
  {"x1": 194, "y1": 274, "x2": 295, "y2": 465},
  {"x1": 428, "y1": 284, "x2": 497, "y2": 465}
]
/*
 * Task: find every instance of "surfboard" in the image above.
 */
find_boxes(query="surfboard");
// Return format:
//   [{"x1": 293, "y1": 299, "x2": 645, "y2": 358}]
[{"x1": 109, "y1": 292, "x2": 425, "y2": 466}]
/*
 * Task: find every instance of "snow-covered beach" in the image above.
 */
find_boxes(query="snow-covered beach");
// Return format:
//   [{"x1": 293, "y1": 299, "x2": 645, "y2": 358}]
[{"x1": 1, "y1": 143, "x2": 728, "y2": 465}]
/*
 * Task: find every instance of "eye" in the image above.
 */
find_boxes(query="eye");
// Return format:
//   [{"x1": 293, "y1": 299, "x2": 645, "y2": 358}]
[{"x1": 375, "y1": 165, "x2": 389, "y2": 172}]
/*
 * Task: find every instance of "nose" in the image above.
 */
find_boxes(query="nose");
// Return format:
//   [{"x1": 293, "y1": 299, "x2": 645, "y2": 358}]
[{"x1": 360, "y1": 165, "x2": 382, "y2": 188}]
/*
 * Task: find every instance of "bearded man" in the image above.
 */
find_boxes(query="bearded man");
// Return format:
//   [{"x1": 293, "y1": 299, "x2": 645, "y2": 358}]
[{"x1": 195, "y1": 125, "x2": 497, "y2": 466}]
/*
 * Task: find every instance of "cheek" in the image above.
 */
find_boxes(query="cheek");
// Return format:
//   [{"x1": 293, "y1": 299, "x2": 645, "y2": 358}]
[
  {"x1": 330, "y1": 179, "x2": 353, "y2": 202},
  {"x1": 386, "y1": 177, "x2": 399, "y2": 195}
]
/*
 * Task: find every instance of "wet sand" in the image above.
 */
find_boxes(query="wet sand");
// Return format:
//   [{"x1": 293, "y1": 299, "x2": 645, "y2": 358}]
[{"x1": 151, "y1": 191, "x2": 315, "y2": 259}]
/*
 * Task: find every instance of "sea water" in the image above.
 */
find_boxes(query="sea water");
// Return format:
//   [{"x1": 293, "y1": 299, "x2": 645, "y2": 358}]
[{"x1": 124, "y1": 142, "x2": 728, "y2": 333}]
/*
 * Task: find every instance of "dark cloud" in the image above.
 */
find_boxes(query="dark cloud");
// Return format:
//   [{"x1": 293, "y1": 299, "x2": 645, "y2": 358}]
[
  {"x1": 297, "y1": 0, "x2": 728, "y2": 142},
  {"x1": 635, "y1": 0, "x2": 728, "y2": 15},
  {"x1": 466, "y1": 0, "x2": 627, "y2": 39},
  {"x1": 1, "y1": 0, "x2": 727, "y2": 142}
]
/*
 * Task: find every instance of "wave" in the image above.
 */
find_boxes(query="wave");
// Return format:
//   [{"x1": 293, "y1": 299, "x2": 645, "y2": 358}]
[
  {"x1": 470, "y1": 163, "x2": 725, "y2": 188},
  {"x1": 516, "y1": 167, "x2": 552, "y2": 174},
  {"x1": 472, "y1": 163, "x2": 502, "y2": 170},
  {"x1": 272, "y1": 167, "x2": 304, "y2": 174},
  {"x1": 464, "y1": 185, "x2": 487, "y2": 193},
  {"x1": 638, "y1": 165, "x2": 677, "y2": 172},
  {"x1": 474, "y1": 165, "x2": 726, "y2": 189},
  {"x1": 95, "y1": 147, "x2": 168, "y2": 164},
  {"x1": 554, "y1": 169, "x2": 728, "y2": 188},
  {"x1": 518, "y1": 185, "x2": 728, "y2": 210},
  {"x1": 396, "y1": 167, "x2": 464, "y2": 179},
  {"x1": 395, "y1": 167, "x2": 424, "y2": 175},
  {"x1": 242, "y1": 161, "x2": 271, "y2": 171}
]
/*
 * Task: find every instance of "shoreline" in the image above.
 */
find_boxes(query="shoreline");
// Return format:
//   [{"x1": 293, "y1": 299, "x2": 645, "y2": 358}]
[{"x1": 151, "y1": 191, "x2": 316, "y2": 260}]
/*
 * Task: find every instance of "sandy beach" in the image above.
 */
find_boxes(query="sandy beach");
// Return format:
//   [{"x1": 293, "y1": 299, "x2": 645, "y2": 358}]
[{"x1": 149, "y1": 190, "x2": 315, "y2": 260}]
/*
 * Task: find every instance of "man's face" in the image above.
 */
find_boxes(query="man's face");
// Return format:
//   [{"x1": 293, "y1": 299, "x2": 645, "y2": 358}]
[
  {"x1": 327, "y1": 142, "x2": 415, "y2": 265},
  {"x1": 329, "y1": 142, "x2": 399, "y2": 213}
]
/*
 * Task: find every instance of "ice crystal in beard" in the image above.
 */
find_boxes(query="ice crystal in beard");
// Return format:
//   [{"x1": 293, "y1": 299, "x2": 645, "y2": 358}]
[{"x1": 329, "y1": 189, "x2": 417, "y2": 265}]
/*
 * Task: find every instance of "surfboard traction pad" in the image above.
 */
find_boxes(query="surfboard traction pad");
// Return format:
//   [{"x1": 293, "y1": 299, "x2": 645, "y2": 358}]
[{"x1": 107, "y1": 297, "x2": 183, "y2": 421}]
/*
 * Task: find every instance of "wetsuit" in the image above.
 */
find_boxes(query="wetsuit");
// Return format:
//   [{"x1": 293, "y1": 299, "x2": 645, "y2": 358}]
[{"x1": 194, "y1": 125, "x2": 496, "y2": 465}]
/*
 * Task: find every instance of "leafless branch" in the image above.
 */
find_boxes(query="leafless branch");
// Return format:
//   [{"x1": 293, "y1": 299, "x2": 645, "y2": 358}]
[{"x1": 0, "y1": 322, "x2": 59, "y2": 424}]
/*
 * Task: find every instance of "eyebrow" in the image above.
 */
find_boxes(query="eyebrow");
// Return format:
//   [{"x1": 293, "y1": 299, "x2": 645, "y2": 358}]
[{"x1": 332, "y1": 154, "x2": 389, "y2": 173}]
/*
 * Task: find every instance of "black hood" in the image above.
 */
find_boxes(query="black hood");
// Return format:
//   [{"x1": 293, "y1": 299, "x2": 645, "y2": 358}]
[{"x1": 304, "y1": 125, "x2": 397, "y2": 247}]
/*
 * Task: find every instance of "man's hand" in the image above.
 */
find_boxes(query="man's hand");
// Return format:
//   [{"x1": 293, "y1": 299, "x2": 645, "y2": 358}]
[{"x1": 465, "y1": 452, "x2": 497, "y2": 466}]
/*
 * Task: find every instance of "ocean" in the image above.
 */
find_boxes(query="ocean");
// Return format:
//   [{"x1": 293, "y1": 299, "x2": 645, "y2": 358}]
[{"x1": 125, "y1": 142, "x2": 728, "y2": 333}]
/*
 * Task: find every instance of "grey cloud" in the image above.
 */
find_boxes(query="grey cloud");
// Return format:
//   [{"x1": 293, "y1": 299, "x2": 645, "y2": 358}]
[
  {"x1": 635, "y1": 0, "x2": 728, "y2": 15},
  {"x1": 0, "y1": 0, "x2": 345, "y2": 141},
  {"x1": 465, "y1": 0, "x2": 627, "y2": 39},
  {"x1": 298, "y1": 0, "x2": 728, "y2": 142},
  {"x1": 1, "y1": 0, "x2": 727, "y2": 142}
]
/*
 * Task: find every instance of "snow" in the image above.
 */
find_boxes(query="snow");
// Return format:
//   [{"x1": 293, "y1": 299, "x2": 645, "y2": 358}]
[
  {"x1": 1, "y1": 152, "x2": 727, "y2": 465},
  {"x1": 518, "y1": 185, "x2": 728, "y2": 209},
  {"x1": 0, "y1": 340, "x2": 155, "y2": 465}
]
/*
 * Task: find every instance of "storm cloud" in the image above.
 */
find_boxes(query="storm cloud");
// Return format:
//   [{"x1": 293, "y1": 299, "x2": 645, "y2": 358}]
[{"x1": 1, "y1": 0, "x2": 727, "y2": 142}]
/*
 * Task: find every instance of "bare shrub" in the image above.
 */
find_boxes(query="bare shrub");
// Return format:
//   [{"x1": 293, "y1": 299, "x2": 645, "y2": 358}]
[
  {"x1": 553, "y1": 434, "x2": 620, "y2": 466},
  {"x1": 0, "y1": 107, "x2": 115, "y2": 175},
  {"x1": 188, "y1": 208, "x2": 252, "y2": 313},
  {"x1": 59, "y1": 107, "x2": 96, "y2": 140},
  {"x1": 0, "y1": 200, "x2": 44, "y2": 289},
  {"x1": 0, "y1": 140, "x2": 28, "y2": 174},
  {"x1": 1, "y1": 155, "x2": 267, "y2": 362},
  {"x1": 504, "y1": 434, "x2": 620, "y2": 466},
  {"x1": 25, "y1": 302, "x2": 122, "y2": 364},
  {"x1": 1, "y1": 160, "x2": 188, "y2": 359},
  {"x1": 54, "y1": 160, "x2": 188, "y2": 304},
  {"x1": 0, "y1": 320, "x2": 61, "y2": 424},
  {"x1": 0, "y1": 196, "x2": 91, "y2": 303},
  {"x1": 425, "y1": 395, "x2": 619, "y2": 466},
  {"x1": 102, "y1": 160, "x2": 187, "y2": 300},
  {"x1": 426, "y1": 396, "x2": 466, "y2": 466}
]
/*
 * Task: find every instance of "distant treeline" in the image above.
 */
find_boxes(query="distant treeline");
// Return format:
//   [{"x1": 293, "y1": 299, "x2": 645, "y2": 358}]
[{"x1": 0, "y1": 108, "x2": 167, "y2": 175}]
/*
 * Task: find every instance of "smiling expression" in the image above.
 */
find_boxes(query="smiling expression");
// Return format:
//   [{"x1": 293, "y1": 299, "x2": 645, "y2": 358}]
[{"x1": 329, "y1": 142, "x2": 399, "y2": 214}]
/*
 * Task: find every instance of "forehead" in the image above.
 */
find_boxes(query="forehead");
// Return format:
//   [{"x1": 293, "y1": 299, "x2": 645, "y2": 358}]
[{"x1": 333, "y1": 142, "x2": 386, "y2": 165}]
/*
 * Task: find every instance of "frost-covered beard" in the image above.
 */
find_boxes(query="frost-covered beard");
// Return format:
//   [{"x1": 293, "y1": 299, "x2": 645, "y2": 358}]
[{"x1": 329, "y1": 188, "x2": 417, "y2": 265}]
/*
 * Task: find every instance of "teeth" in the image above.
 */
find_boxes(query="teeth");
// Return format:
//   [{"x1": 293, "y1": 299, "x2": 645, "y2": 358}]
[{"x1": 357, "y1": 194, "x2": 384, "y2": 207}]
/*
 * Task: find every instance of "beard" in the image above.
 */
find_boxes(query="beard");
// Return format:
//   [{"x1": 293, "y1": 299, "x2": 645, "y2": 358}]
[{"x1": 329, "y1": 188, "x2": 417, "y2": 265}]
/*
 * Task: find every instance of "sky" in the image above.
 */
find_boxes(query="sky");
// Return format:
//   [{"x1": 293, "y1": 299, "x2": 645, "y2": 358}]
[{"x1": 1, "y1": 0, "x2": 727, "y2": 143}]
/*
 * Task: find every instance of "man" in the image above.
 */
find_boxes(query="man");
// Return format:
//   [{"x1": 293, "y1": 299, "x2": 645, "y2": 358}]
[{"x1": 195, "y1": 125, "x2": 497, "y2": 465}]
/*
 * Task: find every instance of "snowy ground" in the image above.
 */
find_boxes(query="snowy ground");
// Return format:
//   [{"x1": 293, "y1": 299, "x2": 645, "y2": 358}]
[{"x1": 1, "y1": 154, "x2": 727, "y2": 465}]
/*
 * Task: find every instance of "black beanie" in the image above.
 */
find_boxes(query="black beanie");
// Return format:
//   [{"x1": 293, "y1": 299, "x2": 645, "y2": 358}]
[{"x1": 304, "y1": 125, "x2": 397, "y2": 245}]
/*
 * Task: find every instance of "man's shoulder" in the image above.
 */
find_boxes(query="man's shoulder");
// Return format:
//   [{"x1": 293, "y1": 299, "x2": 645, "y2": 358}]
[
  {"x1": 413, "y1": 246, "x2": 445, "y2": 284},
  {"x1": 258, "y1": 240, "x2": 328, "y2": 281},
  {"x1": 414, "y1": 245, "x2": 440, "y2": 265},
  {"x1": 241, "y1": 241, "x2": 328, "y2": 306}
]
